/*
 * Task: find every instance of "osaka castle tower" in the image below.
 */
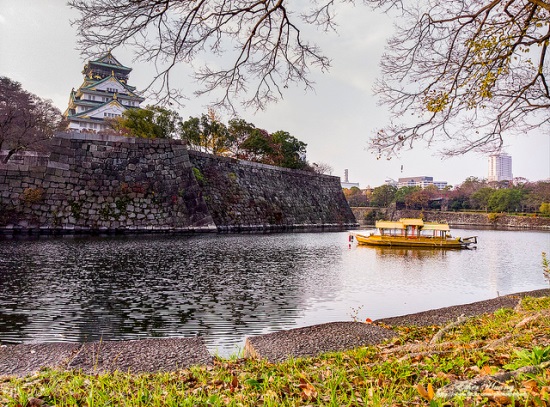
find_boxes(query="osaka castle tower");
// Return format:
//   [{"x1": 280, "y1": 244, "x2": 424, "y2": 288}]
[{"x1": 64, "y1": 51, "x2": 144, "y2": 132}]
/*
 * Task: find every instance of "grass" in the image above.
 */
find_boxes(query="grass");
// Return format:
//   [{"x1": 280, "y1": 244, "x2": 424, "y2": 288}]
[{"x1": 1, "y1": 296, "x2": 550, "y2": 406}]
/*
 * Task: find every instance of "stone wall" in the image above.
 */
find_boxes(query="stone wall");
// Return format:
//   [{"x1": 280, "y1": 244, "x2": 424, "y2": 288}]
[
  {"x1": 351, "y1": 207, "x2": 550, "y2": 230},
  {"x1": 0, "y1": 133, "x2": 357, "y2": 233},
  {"x1": 189, "y1": 151, "x2": 356, "y2": 231}
]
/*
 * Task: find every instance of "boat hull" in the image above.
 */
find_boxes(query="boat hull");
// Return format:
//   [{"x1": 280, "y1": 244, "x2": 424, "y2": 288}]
[{"x1": 354, "y1": 234, "x2": 466, "y2": 249}]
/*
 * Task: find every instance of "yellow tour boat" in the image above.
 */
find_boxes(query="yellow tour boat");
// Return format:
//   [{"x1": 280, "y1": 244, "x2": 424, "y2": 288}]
[{"x1": 351, "y1": 218, "x2": 477, "y2": 249}]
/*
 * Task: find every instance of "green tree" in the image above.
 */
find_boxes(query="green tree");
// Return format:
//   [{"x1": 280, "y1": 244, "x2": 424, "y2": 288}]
[
  {"x1": 370, "y1": 184, "x2": 397, "y2": 207},
  {"x1": 112, "y1": 106, "x2": 180, "y2": 139},
  {"x1": 524, "y1": 181, "x2": 550, "y2": 212},
  {"x1": 395, "y1": 186, "x2": 421, "y2": 208},
  {"x1": 470, "y1": 188, "x2": 495, "y2": 212},
  {"x1": 344, "y1": 187, "x2": 368, "y2": 207},
  {"x1": 180, "y1": 112, "x2": 231, "y2": 155},
  {"x1": 540, "y1": 203, "x2": 550, "y2": 215},
  {"x1": 270, "y1": 130, "x2": 308, "y2": 170},
  {"x1": 240, "y1": 129, "x2": 275, "y2": 163},
  {"x1": 227, "y1": 119, "x2": 257, "y2": 158},
  {"x1": 488, "y1": 189, "x2": 525, "y2": 213}
]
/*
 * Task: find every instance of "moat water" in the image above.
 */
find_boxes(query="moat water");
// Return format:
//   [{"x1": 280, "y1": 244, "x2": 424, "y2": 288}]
[{"x1": 1, "y1": 228, "x2": 549, "y2": 356}]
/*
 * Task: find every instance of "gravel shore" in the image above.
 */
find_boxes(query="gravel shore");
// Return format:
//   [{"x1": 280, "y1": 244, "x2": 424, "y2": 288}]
[{"x1": 1, "y1": 289, "x2": 548, "y2": 376}]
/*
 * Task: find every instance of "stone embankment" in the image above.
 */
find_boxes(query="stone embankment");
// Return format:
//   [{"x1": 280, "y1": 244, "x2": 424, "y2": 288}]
[
  {"x1": 351, "y1": 207, "x2": 550, "y2": 230},
  {"x1": 0, "y1": 133, "x2": 357, "y2": 233}
]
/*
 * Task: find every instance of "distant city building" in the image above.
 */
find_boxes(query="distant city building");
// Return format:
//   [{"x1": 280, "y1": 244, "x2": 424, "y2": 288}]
[
  {"x1": 397, "y1": 176, "x2": 448, "y2": 190},
  {"x1": 341, "y1": 169, "x2": 360, "y2": 189},
  {"x1": 64, "y1": 51, "x2": 144, "y2": 132},
  {"x1": 488, "y1": 152, "x2": 513, "y2": 182}
]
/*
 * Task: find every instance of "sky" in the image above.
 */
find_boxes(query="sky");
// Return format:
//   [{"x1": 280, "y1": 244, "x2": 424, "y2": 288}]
[{"x1": 1, "y1": 0, "x2": 549, "y2": 188}]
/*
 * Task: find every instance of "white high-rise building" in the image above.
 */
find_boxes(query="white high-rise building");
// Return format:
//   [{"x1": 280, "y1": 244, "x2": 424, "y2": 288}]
[{"x1": 488, "y1": 153, "x2": 513, "y2": 182}]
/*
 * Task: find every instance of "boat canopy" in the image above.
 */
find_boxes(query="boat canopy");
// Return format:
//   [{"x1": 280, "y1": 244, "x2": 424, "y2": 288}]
[
  {"x1": 375, "y1": 221, "x2": 405, "y2": 229},
  {"x1": 400, "y1": 218, "x2": 424, "y2": 226},
  {"x1": 374, "y1": 218, "x2": 451, "y2": 232},
  {"x1": 422, "y1": 222, "x2": 451, "y2": 232}
]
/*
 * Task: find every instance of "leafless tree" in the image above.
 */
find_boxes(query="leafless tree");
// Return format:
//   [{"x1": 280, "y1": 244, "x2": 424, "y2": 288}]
[
  {"x1": 69, "y1": 0, "x2": 334, "y2": 111},
  {"x1": 367, "y1": 0, "x2": 550, "y2": 157},
  {"x1": 311, "y1": 161, "x2": 334, "y2": 175},
  {"x1": 0, "y1": 77, "x2": 67, "y2": 163}
]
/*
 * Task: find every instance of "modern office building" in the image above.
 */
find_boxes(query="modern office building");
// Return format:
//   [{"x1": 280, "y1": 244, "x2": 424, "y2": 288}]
[
  {"x1": 488, "y1": 153, "x2": 513, "y2": 182},
  {"x1": 397, "y1": 176, "x2": 448, "y2": 190},
  {"x1": 64, "y1": 52, "x2": 144, "y2": 132}
]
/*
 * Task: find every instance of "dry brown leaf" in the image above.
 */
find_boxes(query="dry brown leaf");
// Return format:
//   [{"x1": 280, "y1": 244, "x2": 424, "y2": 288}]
[
  {"x1": 427, "y1": 383, "x2": 435, "y2": 400},
  {"x1": 481, "y1": 388, "x2": 512, "y2": 404},
  {"x1": 522, "y1": 379, "x2": 539, "y2": 392},
  {"x1": 417, "y1": 384, "x2": 429, "y2": 400},
  {"x1": 230, "y1": 375, "x2": 239, "y2": 392},
  {"x1": 480, "y1": 365, "x2": 492, "y2": 376},
  {"x1": 299, "y1": 381, "x2": 318, "y2": 401}
]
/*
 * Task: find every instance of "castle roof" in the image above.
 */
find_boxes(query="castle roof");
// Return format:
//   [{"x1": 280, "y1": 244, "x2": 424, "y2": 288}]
[
  {"x1": 87, "y1": 51, "x2": 132, "y2": 72},
  {"x1": 67, "y1": 98, "x2": 126, "y2": 119},
  {"x1": 81, "y1": 73, "x2": 142, "y2": 99}
]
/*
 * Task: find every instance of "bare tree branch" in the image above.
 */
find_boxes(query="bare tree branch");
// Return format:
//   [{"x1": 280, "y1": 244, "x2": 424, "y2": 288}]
[
  {"x1": 367, "y1": 0, "x2": 550, "y2": 157},
  {"x1": 68, "y1": 0, "x2": 335, "y2": 112}
]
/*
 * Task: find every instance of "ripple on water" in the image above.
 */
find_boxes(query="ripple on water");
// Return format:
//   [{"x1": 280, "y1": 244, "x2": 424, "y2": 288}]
[{"x1": 0, "y1": 230, "x2": 548, "y2": 355}]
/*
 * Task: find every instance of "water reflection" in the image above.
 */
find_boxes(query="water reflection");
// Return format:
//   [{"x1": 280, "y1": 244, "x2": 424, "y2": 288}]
[
  {"x1": 0, "y1": 229, "x2": 548, "y2": 355},
  {"x1": 371, "y1": 247, "x2": 452, "y2": 259},
  {"x1": 0, "y1": 234, "x2": 345, "y2": 354}
]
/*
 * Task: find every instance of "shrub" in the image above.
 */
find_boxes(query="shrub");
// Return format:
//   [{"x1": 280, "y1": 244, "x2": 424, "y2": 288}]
[{"x1": 20, "y1": 187, "x2": 44, "y2": 203}]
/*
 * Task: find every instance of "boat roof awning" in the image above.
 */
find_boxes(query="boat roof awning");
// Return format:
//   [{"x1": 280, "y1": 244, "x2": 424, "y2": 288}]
[
  {"x1": 422, "y1": 222, "x2": 451, "y2": 231},
  {"x1": 400, "y1": 218, "x2": 424, "y2": 226},
  {"x1": 375, "y1": 221, "x2": 405, "y2": 229}
]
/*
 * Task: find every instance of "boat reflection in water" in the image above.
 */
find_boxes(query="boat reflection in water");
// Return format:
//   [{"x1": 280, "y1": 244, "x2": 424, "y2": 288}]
[{"x1": 371, "y1": 247, "x2": 451, "y2": 260}]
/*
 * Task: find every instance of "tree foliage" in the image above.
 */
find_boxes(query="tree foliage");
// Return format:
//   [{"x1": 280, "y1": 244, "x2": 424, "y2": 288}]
[
  {"x1": 270, "y1": 130, "x2": 308, "y2": 169},
  {"x1": 487, "y1": 188, "x2": 525, "y2": 212},
  {"x1": 347, "y1": 178, "x2": 550, "y2": 214},
  {"x1": 180, "y1": 110, "x2": 232, "y2": 155},
  {"x1": 179, "y1": 111, "x2": 311, "y2": 169},
  {"x1": 370, "y1": 184, "x2": 397, "y2": 207},
  {"x1": 343, "y1": 187, "x2": 368, "y2": 206},
  {"x1": 111, "y1": 106, "x2": 181, "y2": 139},
  {"x1": 0, "y1": 77, "x2": 66, "y2": 162},
  {"x1": 368, "y1": 0, "x2": 550, "y2": 157}
]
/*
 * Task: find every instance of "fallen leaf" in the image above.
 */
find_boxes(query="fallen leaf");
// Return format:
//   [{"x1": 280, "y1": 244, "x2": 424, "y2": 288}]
[
  {"x1": 522, "y1": 379, "x2": 539, "y2": 392},
  {"x1": 427, "y1": 383, "x2": 435, "y2": 400},
  {"x1": 299, "y1": 379, "x2": 318, "y2": 400},
  {"x1": 230, "y1": 375, "x2": 239, "y2": 391},
  {"x1": 481, "y1": 365, "x2": 492, "y2": 376},
  {"x1": 417, "y1": 384, "x2": 429, "y2": 400}
]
